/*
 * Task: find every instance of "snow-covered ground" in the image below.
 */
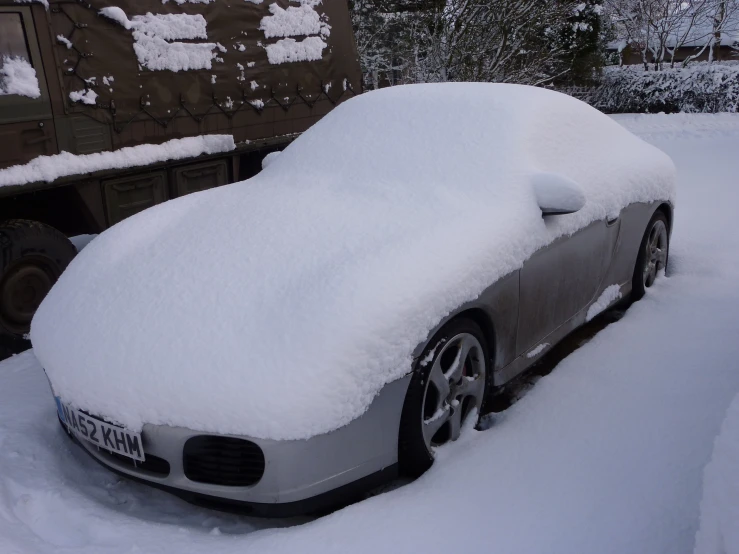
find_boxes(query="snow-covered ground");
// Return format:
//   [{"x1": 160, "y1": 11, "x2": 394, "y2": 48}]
[
  {"x1": 694, "y1": 391, "x2": 739, "y2": 554},
  {"x1": 1, "y1": 113, "x2": 739, "y2": 553}
]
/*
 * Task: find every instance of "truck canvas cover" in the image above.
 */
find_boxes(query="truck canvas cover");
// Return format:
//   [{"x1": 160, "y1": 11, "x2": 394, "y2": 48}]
[{"x1": 0, "y1": 0, "x2": 361, "y2": 166}]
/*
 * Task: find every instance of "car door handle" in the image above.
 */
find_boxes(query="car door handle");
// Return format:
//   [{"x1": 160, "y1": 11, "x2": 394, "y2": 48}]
[{"x1": 606, "y1": 214, "x2": 620, "y2": 226}]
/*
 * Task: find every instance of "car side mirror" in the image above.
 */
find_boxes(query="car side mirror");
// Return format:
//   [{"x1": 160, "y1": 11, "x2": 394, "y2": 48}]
[{"x1": 532, "y1": 172, "x2": 586, "y2": 216}]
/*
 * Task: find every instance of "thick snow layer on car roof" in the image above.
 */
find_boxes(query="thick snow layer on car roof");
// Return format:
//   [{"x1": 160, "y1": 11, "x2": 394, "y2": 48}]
[{"x1": 30, "y1": 83, "x2": 676, "y2": 441}]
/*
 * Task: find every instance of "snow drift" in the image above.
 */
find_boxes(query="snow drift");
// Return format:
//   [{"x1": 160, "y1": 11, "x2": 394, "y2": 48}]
[
  {"x1": 30, "y1": 83, "x2": 676, "y2": 441},
  {"x1": 694, "y1": 391, "x2": 739, "y2": 554}
]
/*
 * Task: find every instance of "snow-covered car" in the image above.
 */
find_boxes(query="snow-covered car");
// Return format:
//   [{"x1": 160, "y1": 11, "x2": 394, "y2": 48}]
[{"x1": 30, "y1": 83, "x2": 676, "y2": 516}]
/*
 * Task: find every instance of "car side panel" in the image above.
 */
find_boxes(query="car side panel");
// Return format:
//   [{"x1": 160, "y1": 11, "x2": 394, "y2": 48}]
[
  {"x1": 410, "y1": 271, "x2": 520, "y2": 373},
  {"x1": 480, "y1": 271, "x2": 520, "y2": 372},
  {"x1": 516, "y1": 219, "x2": 615, "y2": 357},
  {"x1": 600, "y1": 201, "x2": 667, "y2": 298},
  {"x1": 494, "y1": 201, "x2": 669, "y2": 386}
]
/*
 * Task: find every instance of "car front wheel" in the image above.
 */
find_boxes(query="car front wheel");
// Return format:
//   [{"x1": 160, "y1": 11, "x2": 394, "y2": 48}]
[
  {"x1": 632, "y1": 210, "x2": 669, "y2": 300},
  {"x1": 398, "y1": 317, "x2": 490, "y2": 477}
]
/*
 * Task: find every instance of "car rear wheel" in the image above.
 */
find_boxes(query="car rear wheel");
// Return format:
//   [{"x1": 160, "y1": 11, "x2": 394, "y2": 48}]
[
  {"x1": 632, "y1": 210, "x2": 669, "y2": 300},
  {"x1": 0, "y1": 220, "x2": 77, "y2": 353},
  {"x1": 398, "y1": 317, "x2": 490, "y2": 477}
]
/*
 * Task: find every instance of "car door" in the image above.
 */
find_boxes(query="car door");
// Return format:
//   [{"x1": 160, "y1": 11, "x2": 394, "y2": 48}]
[
  {"x1": 0, "y1": 6, "x2": 58, "y2": 170},
  {"x1": 516, "y1": 216, "x2": 620, "y2": 357}
]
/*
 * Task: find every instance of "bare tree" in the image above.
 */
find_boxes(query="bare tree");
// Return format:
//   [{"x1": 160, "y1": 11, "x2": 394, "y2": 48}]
[
  {"x1": 605, "y1": 0, "x2": 663, "y2": 69},
  {"x1": 353, "y1": 0, "x2": 605, "y2": 87},
  {"x1": 351, "y1": 0, "x2": 425, "y2": 89},
  {"x1": 706, "y1": 0, "x2": 739, "y2": 62},
  {"x1": 605, "y1": 0, "x2": 739, "y2": 69},
  {"x1": 670, "y1": 0, "x2": 739, "y2": 66},
  {"x1": 411, "y1": 0, "x2": 589, "y2": 84},
  {"x1": 665, "y1": 0, "x2": 715, "y2": 67}
]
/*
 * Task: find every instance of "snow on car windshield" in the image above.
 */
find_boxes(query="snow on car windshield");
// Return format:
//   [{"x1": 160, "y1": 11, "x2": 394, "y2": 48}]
[{"x1": 30, "y1": 83, "x2": 675, "y2": 441}]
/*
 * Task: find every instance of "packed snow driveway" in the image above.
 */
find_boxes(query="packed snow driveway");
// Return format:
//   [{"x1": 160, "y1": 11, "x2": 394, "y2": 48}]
[{"x1": 1, "y1": 113, "x2": 739, "y2": 554}]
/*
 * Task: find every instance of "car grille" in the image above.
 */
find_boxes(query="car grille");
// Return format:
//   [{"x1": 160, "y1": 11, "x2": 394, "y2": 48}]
[
  {"x1": 182, "y1": 436, "x2": 265, "y2": 486},
  {"x1": 101, "y1": 450, "x2": 171, "y2": 476}
]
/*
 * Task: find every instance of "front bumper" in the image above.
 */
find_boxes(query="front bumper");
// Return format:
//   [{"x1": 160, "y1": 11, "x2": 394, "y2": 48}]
[{"x1": 62, "y1": 374, "x2": 411, "y2": 516}]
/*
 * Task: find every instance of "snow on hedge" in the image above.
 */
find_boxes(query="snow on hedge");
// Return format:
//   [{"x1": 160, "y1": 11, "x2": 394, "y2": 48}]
[
  {"x1": 0, "y1": 134, "x2": 234, "y2": 187},
  {"x1": 30, "y1": 84, "x2": 676, "y2": 441},
  {"x1": 589, "y1": 62, "x2": 739, "y2": 113},
  {"x1": 0, "y1": 56, "x2": 41, "y2": 99},
  {"x1": 694, "y1": 391, "x2": 739, "y2": 554}
]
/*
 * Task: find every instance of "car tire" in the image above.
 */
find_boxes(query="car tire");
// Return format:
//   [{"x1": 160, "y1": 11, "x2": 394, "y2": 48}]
[
  {"x1": 631, "y1": 210, "x2": 669, "y2": 301},
  {"x1": 0, "y1": 220, "x2": 77, "y2": 347},
  {"x1": 398, "y1": 317, "x2": 490, "y2": 478}
]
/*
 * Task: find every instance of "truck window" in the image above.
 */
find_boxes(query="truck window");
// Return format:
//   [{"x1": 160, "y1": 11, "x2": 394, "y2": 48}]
[
  {"x1": 0, "y1": 13, "x2": 31, "y2": 70},
  {"x1": 0, "y1": 12, "x2": 42, "y2": 100}
]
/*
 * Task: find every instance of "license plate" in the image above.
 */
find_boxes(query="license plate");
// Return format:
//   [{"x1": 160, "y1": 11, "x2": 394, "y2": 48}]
[{"x1": 57, "y1": 398, "x2": 145, "y2": 462}]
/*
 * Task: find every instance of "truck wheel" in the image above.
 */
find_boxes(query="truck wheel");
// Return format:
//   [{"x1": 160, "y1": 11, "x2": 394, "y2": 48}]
[{"x1": 0, "y1": 220, "x2": 77, "y2": 346}]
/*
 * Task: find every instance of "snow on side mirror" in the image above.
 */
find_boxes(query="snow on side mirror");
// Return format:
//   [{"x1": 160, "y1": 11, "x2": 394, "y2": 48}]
[
  {"x1": 531, "y1": 172, "x2": 586, "y2": 216},
  {"x1": 261, "y1": 151, "x2": 281, "y2": 170}
]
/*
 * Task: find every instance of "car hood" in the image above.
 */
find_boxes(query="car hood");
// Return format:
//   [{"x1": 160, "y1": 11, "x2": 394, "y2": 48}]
[{"x1": 31, "y1": 83, "x2": 676, "y2": 440}]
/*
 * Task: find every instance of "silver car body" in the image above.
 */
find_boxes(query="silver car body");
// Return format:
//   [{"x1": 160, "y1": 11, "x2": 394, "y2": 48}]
[{"x1": 62, "y1": 199, "x2": 672, "y2": 514}]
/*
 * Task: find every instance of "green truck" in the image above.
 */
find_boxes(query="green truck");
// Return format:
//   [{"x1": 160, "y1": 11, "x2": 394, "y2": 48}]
[{"x1": 0, "y1": 0, "x2": 361, "y2": 356}]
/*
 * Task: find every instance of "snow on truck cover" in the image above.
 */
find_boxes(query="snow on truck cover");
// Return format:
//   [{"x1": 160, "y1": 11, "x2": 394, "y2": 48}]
[
  {"x1": 0, "y1": 135, "x2": 235, "y2": 187},
  {"x1": 30, "y1": 84, "x2": 676, "y2": 441},
  {"x1": 0, "y1": 0, "x2": 360, "y2": 177}
]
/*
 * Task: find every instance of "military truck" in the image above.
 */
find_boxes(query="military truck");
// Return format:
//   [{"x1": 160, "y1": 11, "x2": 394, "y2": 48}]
[{"x1": 0, "y1": 0, "x2": 361, "y2": 356}]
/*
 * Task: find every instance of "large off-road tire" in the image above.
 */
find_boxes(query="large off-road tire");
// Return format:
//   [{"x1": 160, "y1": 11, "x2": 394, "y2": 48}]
[
  {"x1": 398, "y1": 317, "x2": 490, "y2": 478},
  {"x1": 0, "y1": 220, "x2": 77, "y2": 354},
  {"x1": 631, "y1": 210, "x2": 669, "y2": 301}
]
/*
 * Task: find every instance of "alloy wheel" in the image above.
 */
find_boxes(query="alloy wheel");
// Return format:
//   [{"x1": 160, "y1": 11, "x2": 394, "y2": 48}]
[
  {"x1": 642, "y1": 219, "x2": 668, "y2": 288},
  {"x1": 421, "y1": 332, "x2": 486, "y2": 449}
]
